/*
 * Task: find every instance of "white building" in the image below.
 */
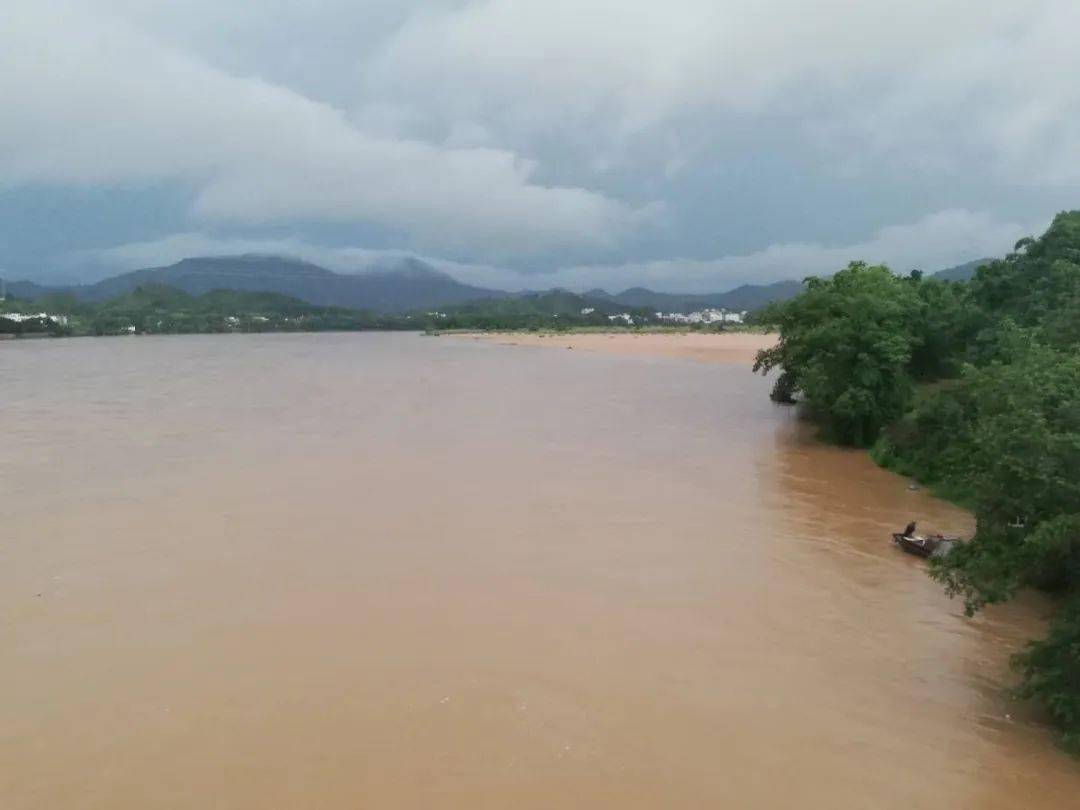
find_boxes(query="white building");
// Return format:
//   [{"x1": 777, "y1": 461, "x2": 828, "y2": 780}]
[
  {"x1": 655, "y1": 308, "x2": 746, "y2": 325},
  {"x1": 0, "y1": 312, "x2": 69, "y2": 325}
]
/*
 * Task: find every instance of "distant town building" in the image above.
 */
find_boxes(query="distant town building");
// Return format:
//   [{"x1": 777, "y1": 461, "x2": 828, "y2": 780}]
[{"x1": 0, "y1": 312, "x2": 69, "y2": 325}]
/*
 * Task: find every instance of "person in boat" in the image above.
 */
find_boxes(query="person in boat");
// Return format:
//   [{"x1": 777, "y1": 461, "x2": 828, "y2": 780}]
[{"x1": 903, "y1": 520, "x2": 917, "y2": 538}]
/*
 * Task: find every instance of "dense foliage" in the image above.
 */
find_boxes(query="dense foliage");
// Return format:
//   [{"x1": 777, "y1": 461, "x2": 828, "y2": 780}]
[
  {"x1": 756, "y1": 212, "x2": 1080, "y2": 750},
  {"x1": 753, "y1": 263, "x2": 921, "y2": 444}
]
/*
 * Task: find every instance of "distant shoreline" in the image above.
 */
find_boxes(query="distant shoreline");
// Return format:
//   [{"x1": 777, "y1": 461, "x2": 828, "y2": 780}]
[{"x1": 446, "y1": 329, "x2": 779, "y2": 365}]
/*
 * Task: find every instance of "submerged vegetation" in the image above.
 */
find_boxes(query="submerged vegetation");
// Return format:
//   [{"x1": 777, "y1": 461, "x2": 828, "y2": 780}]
[{"x1": 755, "y1": 211, "x2": 1080, "y2": 750}]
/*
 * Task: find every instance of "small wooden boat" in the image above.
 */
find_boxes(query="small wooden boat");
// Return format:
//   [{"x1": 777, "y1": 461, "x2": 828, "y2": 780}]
[{"x1": 892, "y1": 533, "x2": 960, "y2": 559}]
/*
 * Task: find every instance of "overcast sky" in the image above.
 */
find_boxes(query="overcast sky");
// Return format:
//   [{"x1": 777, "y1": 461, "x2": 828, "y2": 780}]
[{"x1": 3, "y1": 1, "x2": 1079, "y2": 291}]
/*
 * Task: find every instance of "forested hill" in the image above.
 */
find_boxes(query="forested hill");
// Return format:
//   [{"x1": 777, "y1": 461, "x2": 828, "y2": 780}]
[
  {"x1": 754, "y1": 211, "x2": 1080, "y2": 750},
  {"x1": 7, "y1": 255, "x2": 508, "y2": 313}
]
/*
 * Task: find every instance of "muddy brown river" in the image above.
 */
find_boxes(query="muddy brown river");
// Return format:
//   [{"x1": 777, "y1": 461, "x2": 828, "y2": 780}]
[{"x1": 2, "y1": 333, "x2": 1077, "y2": 808}]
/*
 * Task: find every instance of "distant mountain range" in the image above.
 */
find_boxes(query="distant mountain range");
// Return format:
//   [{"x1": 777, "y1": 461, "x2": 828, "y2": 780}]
[
  {"x1": 5, "y1": 254, "x2": 806, "y2": 314},
  {"x1": 6, "y1": 255, "x2": 506, "y2": 313},
  {"x1": 3, "y1": 253, "x2": 993, "y2": 315},
  {"x1": 931, "y1": 258, "x2": 992, "y2": 282}
]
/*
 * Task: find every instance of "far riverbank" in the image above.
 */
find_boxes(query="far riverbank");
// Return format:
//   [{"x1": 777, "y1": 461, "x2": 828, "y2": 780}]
[{"x1": 449, "y1": 330, "x2": 778, "y2": 365}]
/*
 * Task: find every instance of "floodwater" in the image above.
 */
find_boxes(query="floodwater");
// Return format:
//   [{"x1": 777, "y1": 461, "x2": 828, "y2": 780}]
[
  {"x1": 465, "y1": 330, "x2": 778, "y2": 364},
  {"x1": 1, "y1": 332, "x2": 1076, "y2": 809}
]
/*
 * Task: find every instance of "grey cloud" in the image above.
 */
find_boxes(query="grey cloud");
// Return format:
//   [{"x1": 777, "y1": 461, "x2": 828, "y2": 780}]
[
  {"x1": 1, "y1": 2, "x2": 648, "y2": 258},
  {"x1": 542, "y1": 210, "x2": 1043, "y2": 292},
  {"x1": 359, "y1": 0, "x2": 1058, "y2": 177},
  {"x1": 2, "y1": 1, "x2": 1078, "y2": 285}
]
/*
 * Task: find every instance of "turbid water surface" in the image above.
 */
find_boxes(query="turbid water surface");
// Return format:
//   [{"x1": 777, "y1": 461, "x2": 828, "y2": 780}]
[{"x1": 2, "y1": 333, "x2": 1076, "y2": 808}]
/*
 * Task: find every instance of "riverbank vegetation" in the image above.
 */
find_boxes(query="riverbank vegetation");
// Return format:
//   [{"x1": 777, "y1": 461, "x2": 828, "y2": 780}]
[
  {"x1": 2, "y1": 285, "x2": 755, "y2": 337},
  {"x1": 1, "y1": 284, "x2": 413, "y2": 336},
  {"x1": 754, "y1": 211, "x2": 1080, "y2": 750}
]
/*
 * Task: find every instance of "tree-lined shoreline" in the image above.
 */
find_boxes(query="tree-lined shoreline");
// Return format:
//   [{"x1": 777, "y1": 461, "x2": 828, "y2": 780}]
[
  {"x1": 755, "y1": 211, "x2": 1080, "y2": 750},
  {"x1": 0, "y1": 285, "x2": 754, "y2": 337}
]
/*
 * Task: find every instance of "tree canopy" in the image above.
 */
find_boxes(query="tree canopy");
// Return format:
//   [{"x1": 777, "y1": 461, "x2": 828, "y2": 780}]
[{"x1": 753, "y1": 262, "x2": 921, "y2": 445}]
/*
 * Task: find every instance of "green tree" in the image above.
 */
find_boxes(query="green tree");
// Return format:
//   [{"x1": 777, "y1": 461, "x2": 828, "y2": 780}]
[
  {"x1": 932, "y1": 330, "x2": 1080, "y2": 612},
  {"x1": 754, "y1": 262, "x2": 921, "y2": 446}
]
